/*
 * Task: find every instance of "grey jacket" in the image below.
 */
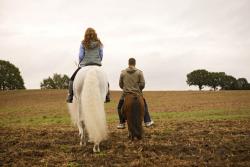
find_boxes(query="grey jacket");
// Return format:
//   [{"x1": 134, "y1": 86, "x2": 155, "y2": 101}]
[
  {"x1": 79, "y1": 42, "x2": 102, "y2": 67},
  {"x1": 119, "y1": 66, "x2": 145, "y2": 97}
]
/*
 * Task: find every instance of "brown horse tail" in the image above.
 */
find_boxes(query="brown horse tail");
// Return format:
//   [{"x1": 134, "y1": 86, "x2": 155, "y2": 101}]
[{"x1": 130, "y1": 95, "x2": 143, "y2": 139}]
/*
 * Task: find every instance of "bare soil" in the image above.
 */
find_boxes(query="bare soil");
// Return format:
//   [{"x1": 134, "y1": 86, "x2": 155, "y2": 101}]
[{"x1": 1, "y1": 120, "x2": 250, "y2": 167}]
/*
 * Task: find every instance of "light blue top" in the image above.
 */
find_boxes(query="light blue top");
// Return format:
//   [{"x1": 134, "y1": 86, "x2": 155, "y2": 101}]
[{"x1": 79, "y1": 43, "x2": 103, "y2": 63}]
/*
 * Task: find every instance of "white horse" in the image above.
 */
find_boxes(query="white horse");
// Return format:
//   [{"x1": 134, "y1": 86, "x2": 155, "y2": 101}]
[{"x1": 68, "y1": 66, "x2": 108, "y2": 153}]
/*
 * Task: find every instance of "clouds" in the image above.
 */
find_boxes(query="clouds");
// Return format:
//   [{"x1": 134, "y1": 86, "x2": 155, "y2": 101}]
[{"x1": 0, "y1": 0, "x2": 249, "y2": 90}]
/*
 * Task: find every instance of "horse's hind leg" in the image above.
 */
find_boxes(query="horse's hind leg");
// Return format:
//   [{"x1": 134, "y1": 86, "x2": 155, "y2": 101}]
[
  {"x1": 79, "y1": 121, "x2": 87, "y2": 146},
  {"x1": 93, "y1": 143, "x2": 100, "y2": 153},
  {"x1": 78, "y1": 121, "x2": 83, "y2": 146},
  {"x1": 128, "y1": 131, "x2": 133, "y2": 141}
]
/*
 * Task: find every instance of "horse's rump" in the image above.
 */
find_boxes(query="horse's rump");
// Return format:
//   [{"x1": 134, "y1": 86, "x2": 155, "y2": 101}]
[
  {"x1": 68, "y1": 66, "x2": 108, "y2": 147},
  {"x1": 123, "y1": 93, "x2": 145, "y2": 139}
]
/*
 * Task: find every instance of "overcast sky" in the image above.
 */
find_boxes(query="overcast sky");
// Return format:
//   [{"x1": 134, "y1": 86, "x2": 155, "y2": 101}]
[{"x1": 0, "y1": 0, "x2": 249, "y2": 90}]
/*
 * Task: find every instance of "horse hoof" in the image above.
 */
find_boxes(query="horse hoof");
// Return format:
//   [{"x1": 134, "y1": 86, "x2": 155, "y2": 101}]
[
  {"x1": 93, "y1": 145, "x2": 100, "y2": 153},
  {"x1": 93, "y1": 148, "x2": 100, "y2": 153}
]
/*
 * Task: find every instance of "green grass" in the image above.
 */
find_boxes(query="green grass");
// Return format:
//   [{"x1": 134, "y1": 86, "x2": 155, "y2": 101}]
[
  {"x1": 1, "y1": 108, "x2": 249, "y2": 128},
  {"x1": 0, "y1": 114, "x2": 71, "y2": 127},
  {"x1": 1, "y1": 90, "x2": 250, "y2": 128},
  {"x1": 106, "y1": 112, "x2": 119, "y2": 123},
  {"x1": 106, "y1": 108, "x2": 250, "y2": 124},
  {"x1": 66, "y1": 162, "x2": 82, "y2": 167},
  {"x1": 151, "y1": 108, "x2": 250, "y2": 121}
]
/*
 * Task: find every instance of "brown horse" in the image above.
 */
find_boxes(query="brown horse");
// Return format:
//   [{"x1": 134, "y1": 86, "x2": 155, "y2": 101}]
[{"x1": 122, "y1": 93, "x2": 145, "y2": 140}]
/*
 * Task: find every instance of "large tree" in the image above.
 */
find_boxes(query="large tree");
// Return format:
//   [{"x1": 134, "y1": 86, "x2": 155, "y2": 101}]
[
  {"x1": 207, "y1": 72, "x2": 225, "y2": 91},
  {"x1": 186, "y1": 69, "x2": 209, "y2": 90},
  {"x1": 236, "y1": 78, "x2": 249, "y2": 90},
  {"x1": 40, "y1": 73, "x2": 69, "y2": 89},
  {"x1": 220, "y1": 75, "x2": 237, "y2": 90},
  {"x1": 0, "y1": 60, "x2": 25, "y2": 90}
]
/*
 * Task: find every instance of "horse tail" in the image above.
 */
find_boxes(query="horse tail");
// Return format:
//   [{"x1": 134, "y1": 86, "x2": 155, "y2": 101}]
[
  {"x1": 80, "y1": 69, "x2": 108, "y2": 144},
  {"x1": 127, "y1": 95, "x2": 144, "y2": 139},
  {"x1": 67, "y1": 95, "x2": 78, "y2": 126}
]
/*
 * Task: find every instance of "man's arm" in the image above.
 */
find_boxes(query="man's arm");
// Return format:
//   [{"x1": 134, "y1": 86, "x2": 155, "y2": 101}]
[
  {"x1": 119, "y1": 72, "x2": 124, "y2": 89},
  {"x1": 138, "y1": 71, "x2": 145, "y2": 90}
]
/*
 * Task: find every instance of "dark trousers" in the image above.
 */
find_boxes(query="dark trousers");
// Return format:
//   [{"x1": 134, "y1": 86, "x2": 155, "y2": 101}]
[{"x1": 117, "y1": 98, "x2": 151, "y2": 124}]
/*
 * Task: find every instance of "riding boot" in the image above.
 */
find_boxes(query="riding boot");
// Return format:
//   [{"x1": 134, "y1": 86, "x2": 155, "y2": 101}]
[
  {"x1": 105, "y1": 90, "x2": 111, "y2": 103},
  {"x1": 105, "y1": 83, "x2": 111, "y2": 103},
  {"x1": 66, "y1": 80, "x2": 74, "y2": 103}
]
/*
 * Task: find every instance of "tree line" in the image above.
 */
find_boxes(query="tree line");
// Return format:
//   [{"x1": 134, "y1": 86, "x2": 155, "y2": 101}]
[
  {"x1": 40, "y1": 74, "x2": 69, "y2": 89},
  {"x1": 0, "y1": 59, "x2": 69, "y2": 90},
  {"x1": 186, "y1": 69, "x2": 250, "y2": 91},
  {"x1": 1, "y1": 60, "x2": 250, "y2": 91}
]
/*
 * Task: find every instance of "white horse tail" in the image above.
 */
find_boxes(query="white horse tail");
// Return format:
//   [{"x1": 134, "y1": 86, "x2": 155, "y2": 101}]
[
  {"x1": 81, "y1": 69, "x2": 108, "y2": 144},
  {"x1": 67, "y1": 96, "x2": 78, "y2": 126}
]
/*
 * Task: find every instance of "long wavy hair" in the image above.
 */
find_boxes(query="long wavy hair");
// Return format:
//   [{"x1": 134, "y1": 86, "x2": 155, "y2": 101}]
[{"x1": 82, "y1": 28, "x2": 103, "y2": 49}]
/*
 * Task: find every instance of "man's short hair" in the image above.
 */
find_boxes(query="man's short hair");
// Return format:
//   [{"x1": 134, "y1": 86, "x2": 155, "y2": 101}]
[{"x1": 128, "y1": 58, "x2": 136, "y2": 66}]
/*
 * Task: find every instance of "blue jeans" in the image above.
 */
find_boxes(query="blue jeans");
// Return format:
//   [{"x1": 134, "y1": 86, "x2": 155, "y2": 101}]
[{"x1": 117, "y1": 98, "x2": 151, "y2": 124}]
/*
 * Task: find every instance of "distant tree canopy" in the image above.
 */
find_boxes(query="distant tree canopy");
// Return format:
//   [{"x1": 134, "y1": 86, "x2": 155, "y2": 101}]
[
  {"x1": 187, "y1": 69, "x2": 250, "y2": 90},
  {"x1": 236, "y1": 78, "x2": 249, "y2": 90},
  {"x1": 221, "y1": 75, "x2": 237, "y2": 90},
  {"x1": 186, "y1": 69, "x2": 209, "y2": 90},
  {"x1": 0, "y1": 60, "x2": 25, "y2": 90},
  {"x1": 207, "y1": 72, "x2": 226, "y2": 91},
  {"x1": 40, "y1": 74, "x2": 69, "y2": 89}
]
